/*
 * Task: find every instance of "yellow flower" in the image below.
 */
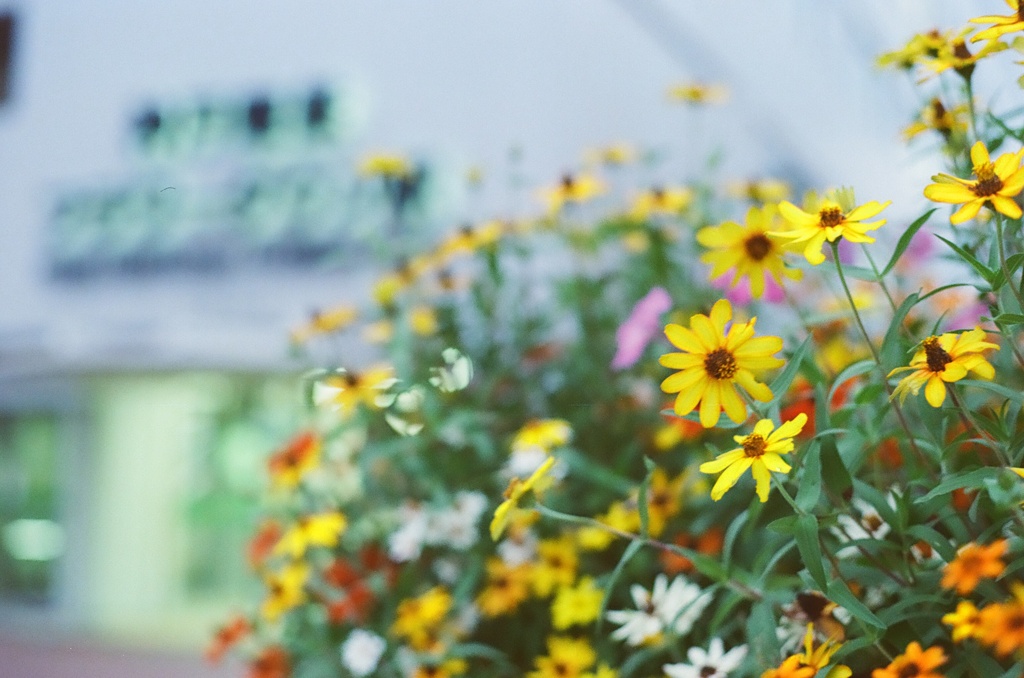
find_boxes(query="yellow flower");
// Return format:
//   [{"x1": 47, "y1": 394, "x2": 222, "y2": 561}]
[
  {"x1": 290, "y1": 305, "x2": 358, "y2": 344},
  {"x1": 491, "y1": 456, "x2": 556, "y2": 540},
  {"x1": 261, "y1": 561, "x2": 309, "y2": 621},
  {"x1": 411, "y1": 659, "x2": 468, "y2": 678},
  {"x1": 477, "y1": 557, "x2": 532, "y2": 617},
  {"x1": 877, "y1": 30, "x2": 945, "y2": 71},
  {"x1": 551, "y1": 576, "x2": 604, "y2": 629},
  {"x1": 641, "y1": 468, "x2": 685, "y2": 537},
  {"x1": 924, "y1": 29, "x2": 1007, "y2": 79},
  {"x1": 319, "y1": 364, "x2": 396, "y2": 416},
  {"x1": 409, "y1": 305, "x2": 438, "y2": 336},
  {"x1": 659, "y1": 299, "x2": 784, "y2": 428},
  {"x1": 726, "y1": 177, "x2": 790, "y2": 203},
  {"x1": 773, "y1": 195, "x2": 890, "y2": 266},
  {"x1": 392, "y1": 586, "x2": 453, "y2": 650},
  {"x1": 667, "y1": 82, "x2": 728, "y2": 105},
  {"x1": 538, "y1": 173, "x2": 606, "y2": 213},
  {"x1": 527, "y1": 636, "x2": 597, "y2": 678},
  {"x1": 889, "y1": 328, "x2": 998, "y2": 407},
  {"x1": 629, "y1": 186, "x2": 694, "y2": 221},
  {"x1": 531, "y1": 535, "x2": 578, "y2": 597},
  {"x1": 697, "y1": 204, "x2": 803, "y2": 298},
  {"x1": 761, "y1": 656, "x2": 815, "y2": 678},
  {"x1": 436, "y1": 221, "x2": 503, "y2": 259},
  {"x1": 924, "y1": 141, "x2": 1024, "y2": 223},
  {"x1": 267, "y1": 432, "x2": 321, "y2": 489},
  {"x1": 274, "y1": 511, "x2": 347, "y2": 559},
  {"x1": 699, "y1": 414, "x2": 807, "y2": 502},
  {"x1": 585, "y1": 143, "x2": 637, "y2": 167},
  {"x1": 793, "y1": 624, "x2": 851, "y2": 678},
  {"x1": 943, "y1": 600, "x2": 983, "y2": 642},
  {"x1": 358, "y1": 152, "x2": 412, "y2": 178},
  {"x1": 903, "y1": 98, "x2": 968, "y2": 142},
  {"x1": 970, "y1": 0, "x2": 1024, "y2": 42},
  {"x1": 512, "y1": 419, "x2": 572, "y2": 453}
]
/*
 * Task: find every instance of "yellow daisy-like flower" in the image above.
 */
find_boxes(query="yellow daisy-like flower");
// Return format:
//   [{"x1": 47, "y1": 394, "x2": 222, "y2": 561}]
[
  {"x1": 538, "y1": 173, "x2": 606, "y2": 213},
  {"x1": 667, "y1": 82, "x2": 728, "y2": 105},
  {"x1": 531, "y1": 535, "x2": 578, "y2": 597},
  {"x1": 942, "y1": 600, "x2": 983, "y2": 642},
  {"x1": 889, "y1": 328, "x2": 999, "y2": 407},
  {"x1": 773, "y1": 196, "x2": 890, "y2": 266},
  {"x1": 261, "y1": 561, "x2": 309, "y2": 622},
  {"x1": 629, "y1": 186, "x2": 694, "y2": 221},
  {"x1": 512, "y1": 419, "x2": 572, "y2": 454},
  {"x1": 903, "y1": 98, "x2": 968, "y2": 143},
  {"x1": 358, "y1": 152, "x2": 412, "y2": 178},
  {"x1": 877, "y1": 29, "x2": 945, "y2": 71},
  {"x1": 392, "y1": 586, "x2": 453, "y2": 650},
  {"x1": 551, "y1": 576, "x2": 604, "y2": 629},
  {"x1": 318, "y1": 364, "x2": 396, "y2": 416},
  {"x1": 726, "y1": 177, "x2": 790, "y2": 204},
  {"x1": 476, "y1": 557, "x2": 532, "y2": 618},
  {"x1": 659, "y1": 299, "x2": 784, "y2": 428},
  {"x1": 699, "y1": 414, "x2": 807, "y2": 502},
  {"x1": 697, "y1": 204, "x2": 803, "y2": 298},
  {"x1": 924, "y1": 141, "x2": 1024, "y2": 223},
  {"x1": 290, "y1": 305, "x2": 358, "y2": 344},
  {"x1": 491, "y1": 455, "x2": 556, "y2": 540},
  {"x1": 527, "y1": 636, "x2": 597, "y2": 678},
  {"x1": 924, "y1": 30, "x2": 1007, "y2": 79},
  {"x1": 970, "y1": 0, "x2": 1024, "y2": 42},
  {"x1": 978, "y1": 582, "x2": 1024, "y2": 657},
  {"x1": 274, "y1": 511, "x2": 347, "y2": 559}
]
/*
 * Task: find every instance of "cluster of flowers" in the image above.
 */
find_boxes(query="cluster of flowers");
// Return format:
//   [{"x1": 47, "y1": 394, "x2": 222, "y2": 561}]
[{"x1": 210, "y1": 5, "x2": 1024, "y2": 678}]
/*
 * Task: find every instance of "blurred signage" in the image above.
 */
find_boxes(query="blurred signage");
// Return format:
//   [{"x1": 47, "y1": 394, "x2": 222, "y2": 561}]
[
  {"x1": 49, "y1": 85, "x2": 453, "y2": 280},
  {"x1": 0, "y1": 12, "x2": 14, "y2": 105}
]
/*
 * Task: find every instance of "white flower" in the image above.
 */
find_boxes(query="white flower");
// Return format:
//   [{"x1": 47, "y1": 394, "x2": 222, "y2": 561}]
[
  {"x1": 606, "y1": 574, "x2": 712, "y2": 646},
  {"x1": 388, "y1": 504, "x2": 428, "y2": 562},
  {"x1": 663, "y1": 637, "x2": 747, "y2": 678},
  {"x1": 497, "y1": 529, "x2": 538, "y2": 566},
  {"x1": 506, "y1": 448, "x2": 549, "y2": 478},
  {"x1": 340, "y1": 629, "x2": 386, "y2": 678},
  {"x1": 832, "y1": 497, "x2": 893, "y2": 558}
]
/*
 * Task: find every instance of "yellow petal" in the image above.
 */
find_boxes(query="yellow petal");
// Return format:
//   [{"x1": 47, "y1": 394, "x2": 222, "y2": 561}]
[
  {"x1": 735, "y1": 370, "x2": 773, "y2": 401},
  {"x1": 664, "y1": 324, "x2": 705, "y2": 353},
  {"x1": 924, "y1": 182, "x2": 976, "y2": 204},
  {"x1": 760, "y1": 453, "x2": 792, "y2": 473},
  {"x1": 673, "y1": 382, "x2": 705, "y2": 416},
  {"x1": 769, "y1": 413, "x2": 808, "y2": 442},
  {"x1": 924, "y1": 375, "x2": 947, "y2": 407},
  {"x1": 700, "y1": 449, "x2": 745, "y2": 474},
  {"x1": 709, "y1": 457, "x2": 753, "y2": 500},
  {"x1": 999, "y1": 167, "x2": 1024, "y2": 196},
  {"x1": 778, "y1": 201, "x2": 818, "y2": 228},
  {"x1": 751, "y1": 461, "x2": 772, "y2": 502},
  {"x1": 659, "y1": 353, "x2": 704, "y2": 369},
  {"x1": 690, "y1": 314, "x2": 721, "y2": 352},
  {"x1": 950, "y1": 199, "x2": 984, "y2": 225},
  {"x1": 661, "y1": 368, "x2": 707, "y2": 393},
  {"x1": 709, "y1": 299, "x2": 733, "y2": 335},
  {"x1": 991, "y1": 194, "x2": 1023, "y2": 219},
  {"x1": 733, "y1": 334, "x2": 783, "y2": 358},
  {"x1": 846, "y1": 200, "x2": 890, "y2": 221},
  {"x1": 720, "y1": 383, "x2": 748, "y2": 423},
  {"x1": 699, "y1": 381, "x2": 722, "y2": 428},
  {"x1": 971, "y1": 141, "x2": 991, "y2": 168}
]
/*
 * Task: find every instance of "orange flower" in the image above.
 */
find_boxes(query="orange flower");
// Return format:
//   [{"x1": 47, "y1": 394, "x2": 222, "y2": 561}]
[
  {"x1": 267, "y1": 432, "x2": 321, "y2": 489},
  {"x1": 871, "y1": 642, "x2": 946, "y2": 678},
  {"x1": 941, "y1": 539, "x2": 1007, "y2": 594},
  {"x1": 206, "y1": 615, "x2": 250, "y2": 664},
  {"x1": 978, "y1": 583, "x2": 1024, "y2": 656},
  {"x1": 760, "y1": 655, "x2": 815, "y2": 678},
  {"x1": 249, "y1": 646, "x2": 290, "y2": 678},
  {"x1": 247, "y1": 520, "x2": 283, "y2": 571}
]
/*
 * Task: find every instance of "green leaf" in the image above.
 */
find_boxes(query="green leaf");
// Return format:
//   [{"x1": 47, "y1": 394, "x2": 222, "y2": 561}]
[
  {"x1": 992, "y1": 312, "x2": 1024, "y2": 326},
  {"x1": 746, "y1": 600, "x2": 782, "y2": 669},
  {"x1": 915, "y1": 466, "x2": 1008, "y2": 504},
  {"x1": 935, "y1": 234, "x2": 996, "y2": 286},
  {"x1": 827, "y1": 359, "x2": 874, "y2": 406},
  {"x1": 768, "y1": 335, "x2": 812, "y2": 405},
  {"x1": 721, "y1": 510, "x2": 749, "y2": 571},
  {"x1": 880, "y1": 209, "x2": 935, "y2": 277},
  {"x1": 766, "y1": 515, "x2": 799, "y2": 535},
  {"x1": 796, "y1": 441, "x2": 822, "y2": 512},
  {"x1": 794, "y1": 514, "x2": 828, "y2": 590},
  {"x1": 820, "y1": 438, "x2": 852, "y2": 498},
  {"x1": 961, "y1": 379, "x2": 1024, "y2": 405},
  {"x1": 826, "y1": 579, "x2": 885, "y2": 628},
  {"x1": 880, "y1": 291, "x2": 919, "y2": 370}
]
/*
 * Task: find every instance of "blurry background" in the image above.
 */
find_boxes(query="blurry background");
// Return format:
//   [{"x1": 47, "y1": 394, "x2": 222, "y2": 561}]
[{"x1": 0, "y1": 1, "x2": 999, "y2": 675}]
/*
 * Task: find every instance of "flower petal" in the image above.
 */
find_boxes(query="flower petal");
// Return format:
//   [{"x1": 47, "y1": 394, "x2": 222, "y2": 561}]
[{"x1": 709, "y1": 457, "x2": 752, "y2": 501}]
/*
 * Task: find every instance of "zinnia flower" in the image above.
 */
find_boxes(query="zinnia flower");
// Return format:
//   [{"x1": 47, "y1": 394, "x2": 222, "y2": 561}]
[
  {"x1": 941, "y1": 539, "x2": 1007, "y2": 595},
  {"x1": 978, "y1": 583, "x2": 1024, "y2": 656},
  {"x1": 889, "y1": 328, "x2": 998, "y2": 407},
  {"x1": 611, "y1": 287, "x2": 673, "y2": 370},
  {"x1": 871, "y1": 641, "x2": 946, "y2": 678},
  {"x1": 924, "y1": 141, "x2": 1024, "y2": 223},
  {"x1": 697, "y1": 205, "x2": 802, "y2": 299},
  {"x1": 942, "y1": 600, "x2": 983, "y2": 643},
  {"x1": 773, "y1": 194, "x2": 890, "y2": 265},
  {"x1": 699, "y1": 414, "x2": 807, "y2": 502},
  {"x1": 606, "y1": 574, "x2": 712, "y2": 646},
  {"x1": 663, "y1": 638, "x2": 747, "y2": 678},
  {"x1": 659, "y1": 299, "x2": 784, "y2": 428}
]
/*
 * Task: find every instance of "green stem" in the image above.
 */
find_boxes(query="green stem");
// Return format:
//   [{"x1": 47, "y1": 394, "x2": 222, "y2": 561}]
[
  {"x1": 859, "y1": 243, "x2": 898, "y2": 314},
  {"x1": 771, "y1": 475, "x2": 803, "y2": 514},
  {"x1": 832, "y1": 242, "x2": 937, "y2": 479},
  {"x1": 947, "y1": 386, "x2": 1012, "y2": 467},
  {"x1": 995, "y1": 212, "x2": 1024, "y2": 313}
]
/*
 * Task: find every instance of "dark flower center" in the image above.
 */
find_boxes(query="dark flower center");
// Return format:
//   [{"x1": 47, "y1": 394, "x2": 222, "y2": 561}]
[
  {"x1": 922, "y1": 336, "x2": 953, "y2": 373},
  {"x1": 973, "y1": 164, "x2": 1004, "y2": 197},
  {"x1": 819, "y1": 206, "x2": 844, "y2": 228},
  {"x1": 700, "y1": 667, "x2": 718, "y2": 678},
  {"x1": 1007, "y1": 610, "x2": 1024, "y2": 631},
  {"x1": 704, "y1": 348, "x2": 738, "y2": 379},
  {"x1": 742, "y1": 434, "x2": 767, "y2": 458},
  {"x1": 898, "y1": 664, "x2": 920, "y2": 678},
  {"x1": 744, "y1": 233, "x2": 773, "y2": 261}
]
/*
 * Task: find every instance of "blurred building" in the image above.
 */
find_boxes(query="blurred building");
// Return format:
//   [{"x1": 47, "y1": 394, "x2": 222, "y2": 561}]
[{"x1": 0, "y1": 0, "x2": 993, "y2": 664}]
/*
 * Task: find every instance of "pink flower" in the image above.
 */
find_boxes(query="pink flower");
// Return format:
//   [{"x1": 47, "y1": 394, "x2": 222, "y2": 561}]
[
  {"x1": 710, "y1": 274, "x2": 785, "y2": 305},
  {"x1": 611, "y1": 287, "x2": 672, "y2": 370}
]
